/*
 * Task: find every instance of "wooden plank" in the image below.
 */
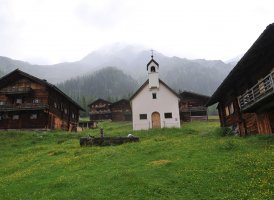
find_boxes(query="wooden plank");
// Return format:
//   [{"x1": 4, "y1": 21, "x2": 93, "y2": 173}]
[{"x1": 256, "y1": 112, "x2": 272, "y2": 134}]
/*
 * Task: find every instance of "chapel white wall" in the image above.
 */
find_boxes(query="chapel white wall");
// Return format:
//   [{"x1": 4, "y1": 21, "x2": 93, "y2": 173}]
[{"x1": 131, "y1": 82, "x2": 180, "y2": 130}]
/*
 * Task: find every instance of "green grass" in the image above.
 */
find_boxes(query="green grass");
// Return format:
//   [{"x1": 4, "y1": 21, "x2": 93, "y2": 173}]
[
  {"x1": 208, "y1": 115, "x2": 219, "y2": 120},
  {"x1": 0, "y1": 121, "x2": 273, "y2": 199}
]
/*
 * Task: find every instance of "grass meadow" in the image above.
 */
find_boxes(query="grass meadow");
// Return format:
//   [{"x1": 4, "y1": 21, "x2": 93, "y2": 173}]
[{"x1": 0, "y1": 121, "x2": 273, "y2": 199}]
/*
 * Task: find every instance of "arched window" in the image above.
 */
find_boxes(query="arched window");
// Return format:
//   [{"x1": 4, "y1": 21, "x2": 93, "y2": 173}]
[{"x1": 151, "y1": 66, "x2": 156, "y2": 72}]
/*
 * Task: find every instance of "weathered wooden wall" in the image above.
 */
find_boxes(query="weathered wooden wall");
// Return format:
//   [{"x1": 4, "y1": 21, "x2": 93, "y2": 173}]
[
  {"x1": 256, "y1": 112, "x2": 272, "y2": 134},
  {"x1": 0, "y1": 75, "x2": 80, "y2": 131},
  {"x1": 218, "y1": 95, "x2": 273, "y2": 135},
  {"x1": 89, "y1": 99, "x2": 112, "y2": 121},
  {"x1": 269, "y1": 110, "x2": 274, "y2": 133},
  {"x1": 111, "y1": 100, "x2": 132, "y2": 121},
  {"x1": 48, "y1": 89, "x2": 79, "y2": 131},
  {"x1": 0, "y1": 111, "x2": 48, "y2": 129},
  {"x1": 179, "y1": 92, "x2": 209, "y2": 122}
]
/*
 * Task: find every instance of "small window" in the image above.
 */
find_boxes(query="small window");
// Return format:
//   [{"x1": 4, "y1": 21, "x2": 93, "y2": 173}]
[
  {"x1": 54, "y1": 102, "x2": 57, "y2": 108},
  {"x1": 64, "y1": 108, "x2": 68, "y2": 114},
  {"x1": 151, "y1": 66, "x2": 156, "y2": 72},
  {"x1": 72, "y1": 113, "x2": 75, "y2": 119},
  {"x1": 30, "y1": 114, "x2": 37, "y2": 119},
  {"x1": 16, "y1": 99, "x2": 22, "y2": 104},
  {"x1": 3, "y1": 114, "x2": 9, "y2": 119},
  {"x1": 12, "y1": 115, "x2": 19, "y2": 120},
  {"x1": 152, "y1": 93, "x2": 157, "y2": 99},
  {"x1": 33, "y1": 99, "x2": 39, "y2": 104},
  {"x1": 139, "y1": 114, "x2": 147, "y2": 120},
  {"x1": 225, "y1": 106, "x2": 229, "y2": 116},
  {"x1": 164, "y1": 113, "x2": 172, "y2": 118},
  {"x1": 0, "y1": 101, "x2": 4, "y2": 105}
]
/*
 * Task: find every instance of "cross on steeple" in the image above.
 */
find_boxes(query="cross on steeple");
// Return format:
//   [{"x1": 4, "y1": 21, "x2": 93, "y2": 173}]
[{"x1": 150, "y1": 49, "x2": 154, "y2": 58}]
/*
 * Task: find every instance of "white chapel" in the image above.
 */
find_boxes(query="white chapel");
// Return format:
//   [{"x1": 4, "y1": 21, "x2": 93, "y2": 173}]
[{"x1": 130, "y1": 54, "x2": 181, "y2": 130}]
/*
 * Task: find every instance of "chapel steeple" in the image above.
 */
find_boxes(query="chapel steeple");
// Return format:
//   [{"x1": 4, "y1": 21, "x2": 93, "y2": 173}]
[{"x1": 146, "y1": 50, "x2": 159, "y2": 89}]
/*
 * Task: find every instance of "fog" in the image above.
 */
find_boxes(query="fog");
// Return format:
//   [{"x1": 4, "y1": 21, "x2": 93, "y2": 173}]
[{"x1": 0, "y1": 0, "x2": 273, "y2": 64}]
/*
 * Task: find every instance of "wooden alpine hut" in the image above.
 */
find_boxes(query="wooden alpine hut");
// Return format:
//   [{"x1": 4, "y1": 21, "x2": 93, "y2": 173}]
[
  {"x1": 0, "y1": 69, "x2": 84, "y2": 131},
  {"x1": 206, "y1": 23, "x2": 274, "y2": 135}
]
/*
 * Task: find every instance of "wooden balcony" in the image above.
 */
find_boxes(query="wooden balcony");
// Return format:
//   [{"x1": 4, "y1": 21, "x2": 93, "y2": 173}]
[
  {"x1": 0, "y1": 103, "x2": 49, "y2": 112},
  {"x1": 0, "y1": 87, "x2": 32, "y2": 95},
  {"x1": 238, "y1": 70, "x2": 274, "y2": 111}
]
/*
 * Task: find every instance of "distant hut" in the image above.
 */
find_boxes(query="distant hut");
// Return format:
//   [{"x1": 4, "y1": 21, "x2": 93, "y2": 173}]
[
  {"x1": 179, "y1": 91, "x2": 210, "y2": 121},
  {"x1": 206, "y1": 23, "x2": 274, "y2": 135},
  {"x1": 88, "y1": 99, "x2": 112, "y2": 121},
  {"x1": 110, "y1": 99, "x2": 132, "y2": 121},
  {"x1": 0, "y1": 69, "x2": 84, "y2": 131}
]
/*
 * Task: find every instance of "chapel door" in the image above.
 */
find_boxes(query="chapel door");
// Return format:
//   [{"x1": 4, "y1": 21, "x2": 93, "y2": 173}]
[{"x1": 152, "y1": 112, "x2": 161, "y2": 128}]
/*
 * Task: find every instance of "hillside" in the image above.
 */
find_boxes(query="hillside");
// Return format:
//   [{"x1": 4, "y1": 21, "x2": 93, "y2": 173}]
[
  {"x1": 0, "y1": 45, "x2": 233, "y2": 87},
  {"x1": 0, "y1": 121, "x2": 272, "y2": 199},
  {"x1": 0, "y1": 45, "x2": 237, "y2": 112},
  {"x1": 161, "y1": 58, "x2": 231, "y2": 94},
  {"x1": 0, "y1": 69, "x2": 4, "y2": 78},
  {"x1": 57, "y1": 67, "x2": 138, "y2": 113},
  {"x1": 0, "y1": 56, "x2": 92, "y2": 83}
]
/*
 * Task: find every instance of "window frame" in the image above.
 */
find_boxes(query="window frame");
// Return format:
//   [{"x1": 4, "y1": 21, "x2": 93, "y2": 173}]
[
  {"x1": 33, "y1": 99, "x2": 39, "y2": 104},
  {"x1": 16, "y1": 98, "x2": 22, "y2": 104},
  {"x1": 12, "y1": 115, "x2": 19, "y2": 120},
  {"x1": 139, "y1": 114, "x2": 147, "y2": 120},
  {"x1": 30, "y1": 113, "x2": 38, "y2": 120},
  {"x1": 164, "y1": 113, "x2": 172, "y2": 119}
]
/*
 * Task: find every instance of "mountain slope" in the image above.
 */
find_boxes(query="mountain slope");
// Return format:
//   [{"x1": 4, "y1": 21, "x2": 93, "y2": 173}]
[
  {"x1": 0, "y1": 69, "x2": 4, "y2": 78},
  {"x1": 57, "y1": 67, "x2": 138, "y2": 102},
  {"x1": 160, "y1": 58, "x2": 232, "y2": 95},
  {"x1": 0, "y1": 56, "x2": 93, "y2": 83},
  {"x1": 0, "y1": 44, "x2": 235, "y2": 98}
]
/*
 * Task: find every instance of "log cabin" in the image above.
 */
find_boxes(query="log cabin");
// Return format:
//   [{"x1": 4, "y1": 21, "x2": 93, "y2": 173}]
[
  {"x1": 179, "y1": 91, "x2": 210, "y2": 122},
  {"x1": 88, "y1": 99, "x2": 112, "y2": 120},
  {"x1": 0, "y1": 69, "x2": 84, "y2": 131},
  {"x1": 206, "y1": 23, "x2": 274, "y2": 135},
  {"x1": 110, "y1": 99, "x2": 132, "y2": 121}
]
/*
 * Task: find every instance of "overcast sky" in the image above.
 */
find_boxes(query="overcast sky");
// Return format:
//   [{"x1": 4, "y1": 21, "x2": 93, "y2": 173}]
[{"x1": 0, "y1": 0, "x2": 273, "y2": 64}]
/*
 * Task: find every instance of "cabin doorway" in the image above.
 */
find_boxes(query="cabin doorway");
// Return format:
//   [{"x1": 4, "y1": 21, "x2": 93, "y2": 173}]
[{"x1": 151, "y1": 112, "x2": 161, "y2": 128}]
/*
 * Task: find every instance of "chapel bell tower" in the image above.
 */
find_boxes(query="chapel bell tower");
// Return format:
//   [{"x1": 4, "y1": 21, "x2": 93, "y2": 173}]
[{"x1": 147, "y1": 50, "x2": 159, "y2": 89}]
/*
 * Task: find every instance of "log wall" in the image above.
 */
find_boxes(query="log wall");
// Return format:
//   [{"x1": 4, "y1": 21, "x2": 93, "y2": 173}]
[{"x1": 0, "y1": 75, "x2": 80, "y2": 131}]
